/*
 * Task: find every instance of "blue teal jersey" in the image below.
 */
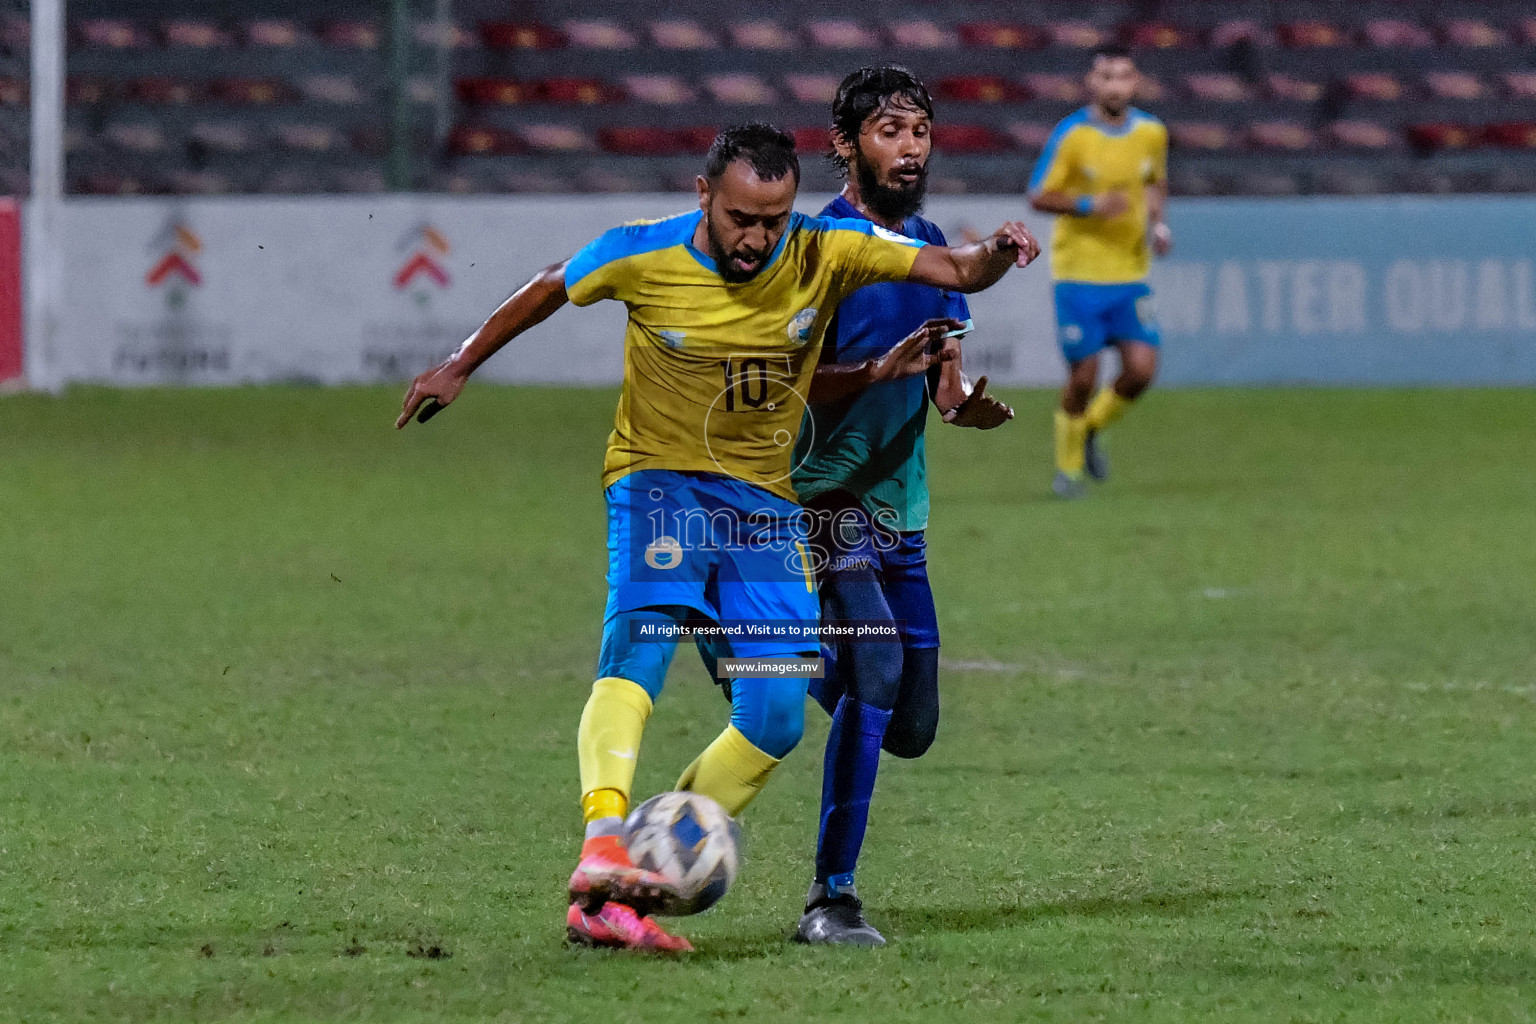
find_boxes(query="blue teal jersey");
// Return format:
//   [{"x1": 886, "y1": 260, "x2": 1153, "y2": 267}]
[{"x1": 790, "y1": 196, "x2": 970, "y2": 532}]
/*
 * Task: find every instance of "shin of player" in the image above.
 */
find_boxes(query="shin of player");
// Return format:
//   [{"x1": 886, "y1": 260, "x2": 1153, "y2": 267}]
[{"x1": 1029, "y1": 44, "x2": 1172, "y2": 499}]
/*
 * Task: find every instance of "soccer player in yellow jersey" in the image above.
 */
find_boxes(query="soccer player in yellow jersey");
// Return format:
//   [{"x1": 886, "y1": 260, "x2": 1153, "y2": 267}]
[
  {"x1": 397, "y1": 125, "x2": 1040, "y2": 951},
  {"x1": 1029, "y1": 44, "x2": 1172, "y2": 499}
]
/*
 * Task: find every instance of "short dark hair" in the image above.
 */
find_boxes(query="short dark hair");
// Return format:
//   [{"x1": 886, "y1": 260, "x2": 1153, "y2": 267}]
[
  {"x1": 829, "y1": 65, "x2": 935, "y2": 176},
  {"x1": 1091, "y1": 42, "x2": 1134, "y2": 63},
  {"x1": 704, "y1": 123, "x2": 800, "y2": 183}
]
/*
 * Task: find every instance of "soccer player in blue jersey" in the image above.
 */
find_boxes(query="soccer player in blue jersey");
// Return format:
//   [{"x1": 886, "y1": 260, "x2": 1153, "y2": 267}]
[
  {"x1": 397, "y1": 124, "x2": 1040, "y2": 951},
  {"x1": 1029, "y1": 44, "x2": 1171, "y2": 499},
  {"x1": 785, "y1": 67, "x2": 1020, "y2": 946}
]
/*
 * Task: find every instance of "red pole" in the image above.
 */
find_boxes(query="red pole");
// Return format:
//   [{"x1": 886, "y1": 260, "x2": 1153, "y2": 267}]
[{"x1": 0, "y1": 199, "x2": 21, "y2": 381}]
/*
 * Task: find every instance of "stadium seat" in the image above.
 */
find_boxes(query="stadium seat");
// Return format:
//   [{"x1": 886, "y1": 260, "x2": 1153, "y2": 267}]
[
  {"x1": 1184, "y1": 74, "x2": 1252, "y2": 103},
  {"x1": 730, "y1": 22, "x2": 795, "y2": 50},
  {"x1": 413, "y1": 21, "x2": 475, "y2": 50},
  {"x1": 126, "y1": 78, "x2": 202, "y2": 105},
  {"x1": 160, "y1": 19, "x2": 232, "y2": 48},
  {"x1": 1517, "y1": 18, "x2": 1536, "y2": 45},
  {"x1": 445, "y1": 125, "x2": 524, "y2": 156},
  {"x1": 791, "y1": 126, "x2": 831, "y2": 155},
  {"x1": 519, "y1": 124, "x2": 597, "y2": 152},
  {"x1": 317, "y1": 21, "x2": 380, "y2": 49},
  {"x1": 1136, "y1": 76, "x2": 1168, "y2": 102},
  {"x1": 189, "y1": 122, "x2": 257, "y2": 154},
  {"x1": 1406, "y1": 123, "x2": 1483, "y2": 152},
  {"x1": 273, "y1": 124, "x2": 341, "y2": 153},
  {"x1": 210, "y1": 79, "x2": 294, "y2": 106},
  {"x1": 1439, "y1": 19, "x2": 1507, "y2": 47},
  {"x1": 785, "y1": 74, "x2": 839, "y2": 105},
  {"x1": 1485, "y1": 122, "x2": 1536, "y2": 150},
  {"x1": 1005, "y1": 122, "x2": 1054, "y2": 152},
  {"x1": 480, "y1": 22, "x2": 566, "y2": 50},
  {"x1": 1209, "y1": 20, "x2": 1271, "y2": 48},
  {"x1": 456, "y1": 78, "x2": 529, "y2": 106},
  {"x1": 243, "y1": 19, "x2": 308, "y2": 47},
  {"x1": 1503, "y1": 72, "x2": 1536, "y2": 99},
  {"x1": 1170, "y1": 123, "x2": 1235, "y2": 151},
  {"x1": 623, "y1": 75, "x2": 697, "y2": 105},
  {"x1": 0, "y1": 78, "x2": 25, "y2": 105},
  {"x1": 703, "y1": 74, "x2": 776, "y2": 105},
  {"x1": 1267, "y1": 74, "x2": 1324, "y2": 102},
  {"x1": 806, "y1": 20, "x2": 880, "y2": 49},
  {"x1": 889, "y1": 21, "x2": 956, "y2": 49},
  {"x1": 598, "y1": 126, "x2": 685, "y2": 156},
  {"x1": 648, "y1": 21, "x2": 717, "y2": 50},
  {"x1": 1345, "y1": 73, "x2": 1407, "y2": 102},
  {"x1": 297, "y1": 76, "x2": 363, "y2": 105},
  {"x1": 1046, "y1": 22, "x2": 1106, "y2": 48},
  {"x1": 957, "y1": 23, "x2": 1043, "y2": 49},
  {"x1": 939, "y1": 76, "x2": 1024, "y2": 103},
  {"x1": 73, "y1": 18, "x2": 150, "y2": 49},
  {"x1": 1126, "y1": 23, "x2": 1197, "y2": 49},
  {"x1": 103, "y1": 122, "x2": 168, "y2": 154},
  {"x1": 67, "y1": 78, "x2": 116, "y2": 105},
  {"x1": 1247, "y1": 122, "x2": 1317, "y2": 151},
  {"x1": 930, "y1": 124, "x2": 1011, "y2": 154},
  {"x1": 563, "y1": 20, "x2": 637, "y2": 49},
  {"x1": 1361, "y1": 19, "x2": 1433, "y2": 48},
  {"x1": 1277, "y1": 22, "x2": 1348, "y2": 48},
  {"x1": 541, "y1": 78, "x2": 621, "y2": 105},
  {"x1": 1424, "y1": 73, "x2": 1485, "y2": 101},
  {"x1": 1019, "y1": 73, "x2": 1082, "y2": 103},
  {"x1": 0, "y1": 14, "x2": 27, "y2": 48},
  {"x1": 1325, "y1": 120, "x2": 1398, "y2": 150}
]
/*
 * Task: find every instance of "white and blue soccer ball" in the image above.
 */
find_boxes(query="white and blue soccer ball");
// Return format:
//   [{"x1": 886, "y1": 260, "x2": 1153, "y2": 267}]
[{"x1": 622, "y1": 792, "x2": 742, "y2": 916}]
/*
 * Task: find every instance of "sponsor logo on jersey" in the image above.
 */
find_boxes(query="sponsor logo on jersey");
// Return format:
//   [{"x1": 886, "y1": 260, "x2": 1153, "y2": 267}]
[
  {"x1": 787, "y1": 307, "x2": 818, "y2": 344},
  {"x1": 870, "y1": 224, "x2": 919, "y2": 247}
]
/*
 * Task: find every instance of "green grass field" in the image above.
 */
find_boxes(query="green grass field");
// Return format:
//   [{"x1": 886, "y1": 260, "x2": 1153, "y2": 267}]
[{"x1": 2, "y1": 385, "x2": 1534, "y2": 1023}]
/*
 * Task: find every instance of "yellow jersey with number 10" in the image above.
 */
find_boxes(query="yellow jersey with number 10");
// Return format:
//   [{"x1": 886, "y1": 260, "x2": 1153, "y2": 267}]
[
  {"x1": 1029, "y1": 107, "x2": 1168, "y2": 284},
  {"x1": 564, "y1": 209, "x2": 926, "y2": 501}
]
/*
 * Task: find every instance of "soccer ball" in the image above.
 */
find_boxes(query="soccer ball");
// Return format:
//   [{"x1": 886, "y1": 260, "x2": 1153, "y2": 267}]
[{"x1": 622, "y1": 792, "x2": 742, "y2": 916}]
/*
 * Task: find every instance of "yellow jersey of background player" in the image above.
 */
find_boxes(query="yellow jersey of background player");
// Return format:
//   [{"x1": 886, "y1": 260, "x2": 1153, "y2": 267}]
[{"x1": 1029, "y1": 43, "x2": 1172, "y2": 500}]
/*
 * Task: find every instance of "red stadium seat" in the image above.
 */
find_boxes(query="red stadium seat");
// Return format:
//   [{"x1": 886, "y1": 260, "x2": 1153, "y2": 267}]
[
  {"x1": 1361, "y1": 20, "x2": 1433, "y2": 48},
  {"x1": 317, "y1": 21, "x2": 380, "y2": 49},
  {"x1": 1345, "y1": 73, "x2": 1406, "y2": 102},
  {"x1": 938, "y1": 75, "x2": 1024, "y2": 104},
  {"x1": 1170, "y1": 123, "x2": 1235, "y2": 151},
  {"x1": 957, "y1": 23, "x2": 1043, "y2": 49},
  {"x1": 1325, "y1": 120, "x2": 1398, "y2": 150},
  {"x1": 1439, "y1": 19, "x2": 1507, "y2": 47},
  {"x1": 889, "y1": 21, "x2": 956, "y2": 49},
  {"x1": 730, "y1": 22, "x2": 795, "y2": 50},
  {"x1": 1020, "y1": 73, "x2": 1082, "y2": 103},
  {"x1": 792, "y1": 126, "x2": 831, "y2": 155},
  {"x1": 161, "y1": 20, "x2": 232, "y2": 48},
  {"x1": 1126, "y1": 23, "x2": 1197, "y2": 49},
  {"x1": 1005, "y1": 122, "x2": 1054, "y2": 152},
  {"x1": 703, "y1": 74, "x2": 776, "y2": 105},
  {"x1": 243, "y1": 19, "x2": 308, "y2": 47},
  {"x1": 623, "y1": 75, "x2": 697, "y2": 106},
  {"x1": 74, "y1": 18, "x2": 150, "y2": 49},
  {"x1": 456, "y1": 78, "x2": 530, "y2": 106},
  {"x1": 1485, "y1": 123, "x2": 1536, "y2": 150},
  {"x1": 541, "y1": 78, "x2": 622, "y2": 105},
  {"x1": 1184, "y1": 74, "x2": 1251, "y2": 103},
  {"x1": 1246, "y1": 122, "x2": 1317, "y2": 151},
  {"x1": 1503, "y1": 72, "x2": 1536, "y2": 100},
  {"x1": 1517, "y1": 19, "x2": 1536, "y2": 46},
  {"x1": 563, "y1": 20, "x2": 637, "y2": 49},
  {"x1": 598, "y1": 126, "x2": 688, "y2": 156},
  {"x1": 930, "y1": 125, "x2": 1011, "y2": 155},
  {"x1": 806, "y1": 20, "x2": 881, "y2": 49},
  {"x1": 480, "y1": 22, "x2": 566, "y2": 50},
  {"x1": 674, "y1": 126, "x2": 720, "y2": 153},
  {"x1": 1424, "y1": 73, "x2": 1485, "y2": 101},
  {"x1": 298, "y1": 76, "x2": 363, "y2": 105},
  {"x1": 785, "y1": 74, "x2": 839, "y2": 105},
  {"x1": 210, "y1": 79, "x2": 294, "y2": 105},
  {"x1": 126, "y1": 78, "x2": 203, "y2": 105},
  {"x1": 1210, "y1": 20, "x2": 1271, "y2": 48},
  {"x1": 1406, "y1": 123, "x2": 1483, "y2": 152},
  {"x1": 518, "y1": 124, "x2": 596, "y2": 152},
  {"x1": 1046, "y1": 22, "x2": 1106, "y2": 49},
  {"x1": 1277, "y1": 22, "x2": 1348, "y2": 48},
  {"x1": 0, "y1": 78, "x2": 26, "y2": 105},
  {"x1": 446, "y1": 126, "x2": 525, "y2": 157},
  {"x1": 1267, "y1": 74, "x2": 1323, "y2": 102},
  {"x1": 648, "y1": 21, "x2": 718, "y2": 50}
]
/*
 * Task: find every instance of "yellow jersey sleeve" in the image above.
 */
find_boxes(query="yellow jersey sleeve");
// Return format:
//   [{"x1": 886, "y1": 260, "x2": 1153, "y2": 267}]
[
  {"x1": 1030, "y1": 126, "x2": 1078, "y2": 195},
  {"x1": 564, "y1": 213, "x2": 697, "y2": 307},
  {"x1": 816, "y1": 218, "x2": 927, "y2": 296},
  {"x1": 1145, "y1": 120, "x2": 1168, "y2": 185}
]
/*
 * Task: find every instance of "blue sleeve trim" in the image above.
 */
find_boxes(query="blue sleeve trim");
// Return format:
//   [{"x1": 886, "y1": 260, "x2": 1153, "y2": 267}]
[
  {"x1": 564, "y1": 210, "x2": 700, "y2": 292},
  {"x1": 813, "y1": 215, "x2": 927, "y2": 248},
  {"x1": 1028, "y1": 109, "x2": 1089, "y2": 193}
]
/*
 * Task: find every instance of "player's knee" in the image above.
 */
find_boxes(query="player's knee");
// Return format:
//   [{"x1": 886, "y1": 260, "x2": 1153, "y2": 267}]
[
  {"x1": 882, "y1": 710, "x2": 937, "y2": 759},
  {"x1": 842, "y1": 639, "x2": 904, "y2": 711},
  {"x1": 882, "y1": 648, "x2": 939, "y2": 758},
  {"x1": 730, "y1": 678, "x2": 806, "y2": 759}
]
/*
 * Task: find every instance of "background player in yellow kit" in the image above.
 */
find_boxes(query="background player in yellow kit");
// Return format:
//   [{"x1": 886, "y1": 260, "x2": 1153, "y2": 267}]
[
  {"x1": 1029, "y1": 44, "x2": 1172, "y2": 499},
  {"x1": 398, "y1": 124, "x2": 1039, "y2": 952}
]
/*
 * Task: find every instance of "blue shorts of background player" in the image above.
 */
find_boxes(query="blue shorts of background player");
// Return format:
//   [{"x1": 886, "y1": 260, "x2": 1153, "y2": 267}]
[
  {"x1": 597, "y1": 469, "x2": 819, "y2": 762},
  {"x1": 1053, "y1": 280, "x2": 1161, "y2": 364}
]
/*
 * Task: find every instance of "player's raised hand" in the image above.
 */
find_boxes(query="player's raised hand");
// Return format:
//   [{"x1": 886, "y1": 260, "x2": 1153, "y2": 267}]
[
  {"x1": 1150, "y1": 221, "x2": 1173, "y2": 257},
  {"x1": 942, "y1": 375, "x2": 1014, "y2": 429},
  {"x1": 989, "y1": 221, "x2": 1041, "y2": 267},
  {"x1": 869, "y1": 318, "x2": 962, "y2": 384},
  {"x1": 396, "y1": 360, "x2": 469, "y2": 429}
]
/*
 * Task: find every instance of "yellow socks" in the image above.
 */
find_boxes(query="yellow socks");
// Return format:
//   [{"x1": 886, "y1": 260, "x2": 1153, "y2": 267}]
[
  {"x1": 675, "y1": 725, "x2": 781, "y2": 817},
  {"x1": 1054, "y1": 409, "x2": 1088, "y2": 477},
  {"x1": 1084, "y1": 389, "x2": 1131, "y2": 432},
  {"x1": 577, "y1": 676, "x2": 653, "y2": 823}
]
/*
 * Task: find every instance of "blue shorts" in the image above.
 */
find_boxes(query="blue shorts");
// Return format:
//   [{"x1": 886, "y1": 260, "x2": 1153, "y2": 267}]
[
  {"x1": 804, "y1": 495, "x2": 939, "y2": 650},
  {"x1": 1054, "y1": 281, "x2": 1161, "y2": 365},
  {"x1": 603, "y1": 469, "x2": 819, "y2": 659}
]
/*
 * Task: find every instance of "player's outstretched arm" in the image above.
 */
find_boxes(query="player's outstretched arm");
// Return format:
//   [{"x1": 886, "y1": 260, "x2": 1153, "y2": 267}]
[
  {"x1": 808, "y1": 318, "x2": 960, "y2": 405},
  {"x1": 396, "y1": 260, "x2": 570, "y2": 429},
  {"x1": 1029, "y1": 189, "x2": 1129, "y2": 218},
  {"x1": 932, "y1": 340, "x2": 1014, "y2": 429},
  {"x1": 906, "y1": 222, "x2": 1040, "y2": 294}
]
